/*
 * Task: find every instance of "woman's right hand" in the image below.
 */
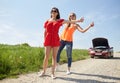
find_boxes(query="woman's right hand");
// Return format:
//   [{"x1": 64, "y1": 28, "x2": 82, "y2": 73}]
[{"x1": 78, "y1": 17, "x2": 84, "y2": 22}]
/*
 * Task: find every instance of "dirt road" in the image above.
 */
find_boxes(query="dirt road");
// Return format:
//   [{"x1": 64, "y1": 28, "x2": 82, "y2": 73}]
[{"x1": 1, "y1": 53, "x2": 120, "y2": 83}]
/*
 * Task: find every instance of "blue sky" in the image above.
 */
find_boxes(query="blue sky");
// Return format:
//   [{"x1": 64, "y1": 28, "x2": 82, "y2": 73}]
[{"x1": 0, "y1": 0, "x2": 120, "y2": 51}]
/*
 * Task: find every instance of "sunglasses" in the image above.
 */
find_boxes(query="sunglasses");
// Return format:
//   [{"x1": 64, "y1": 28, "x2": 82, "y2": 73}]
[
  {"x1": 51, "y1": 10, "x2": 57, "y2": 13},
  {"x1": 70, "y1": 14, "x2": 75, "y2": 17}
]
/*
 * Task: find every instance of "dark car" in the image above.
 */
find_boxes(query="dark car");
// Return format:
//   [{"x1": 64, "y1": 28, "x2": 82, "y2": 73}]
[{"x1": 88, "y1": 37, "x2": 113, "y2": 58}]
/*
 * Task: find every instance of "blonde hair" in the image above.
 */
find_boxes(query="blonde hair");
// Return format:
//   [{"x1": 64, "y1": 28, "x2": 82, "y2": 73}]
[
  {"x1": 67, "y1": 13, "x2": 76, "y2": 27},
  {"x1": 68, "y1": 13, "x2": 76, "y2": 21}
]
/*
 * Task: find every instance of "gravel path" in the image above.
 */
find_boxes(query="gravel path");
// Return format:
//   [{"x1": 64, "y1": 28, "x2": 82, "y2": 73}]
[{"x1": 0, "y1": 53, "x2": 120, "y2": 83}]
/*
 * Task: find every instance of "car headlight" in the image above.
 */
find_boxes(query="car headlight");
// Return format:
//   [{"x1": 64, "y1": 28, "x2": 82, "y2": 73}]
[
  {"x1": 90, "y1": 50, "x2": 95, "y2": 53},
  {"x1": 102, "y1": 49, "x2": 108, "y2": 53}
]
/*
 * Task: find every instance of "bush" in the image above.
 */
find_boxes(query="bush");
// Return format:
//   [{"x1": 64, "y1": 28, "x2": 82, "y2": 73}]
[
  {"x1": 0, "y1": 44, "x2": 89, "y2": 80},
  {"x1": 0, "y1": 44, "x2": 44, "y2": 79}
]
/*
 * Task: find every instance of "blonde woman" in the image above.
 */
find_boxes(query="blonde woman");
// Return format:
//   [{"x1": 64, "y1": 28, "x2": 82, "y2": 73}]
[{"x1": 56, "y1": 13, "x2": 94, "y2": 74}]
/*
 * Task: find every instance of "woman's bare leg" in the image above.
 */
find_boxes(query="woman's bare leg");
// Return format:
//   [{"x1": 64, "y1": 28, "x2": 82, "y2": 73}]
[
  {"x1": 51, "y1": 47, "x2": 59, "y2": 77},
  {"x1": 42, "y1": 46, "x2": 51, "y2": 74}
]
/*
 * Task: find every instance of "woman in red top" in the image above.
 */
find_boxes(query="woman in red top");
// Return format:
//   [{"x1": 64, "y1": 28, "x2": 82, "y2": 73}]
[{"x1": 39, "y1": 7, "x2": 83, "y2": 79}]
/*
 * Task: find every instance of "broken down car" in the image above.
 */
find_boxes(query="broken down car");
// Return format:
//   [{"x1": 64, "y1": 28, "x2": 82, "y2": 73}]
[{"x1": 88, "y1": 37, "x2": 113, "y2": 58}]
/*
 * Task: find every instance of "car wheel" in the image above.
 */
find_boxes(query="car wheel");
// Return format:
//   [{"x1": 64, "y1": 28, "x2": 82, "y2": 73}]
[
  {"x1": 111, "y1": 55, "x2": 113, "y2": 58},
  {"x1": 91, "y1": 56, "x2": 94, "y2": 58},
  {"x1": 110, "y1": 52, "x2": 114, "y2": 58}
]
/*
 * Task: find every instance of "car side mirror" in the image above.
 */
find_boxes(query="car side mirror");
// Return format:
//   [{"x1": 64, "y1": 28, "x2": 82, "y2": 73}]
[
  {"x1": 88, "y1": 47, "x2": 93, "y2": 51},
  {"x1": 110, "y1": 47, "x2": 113, "y2": 49}
]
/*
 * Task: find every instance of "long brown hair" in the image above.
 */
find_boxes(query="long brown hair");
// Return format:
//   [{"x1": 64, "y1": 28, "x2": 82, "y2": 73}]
[{"x1": 50, "y1": 7, "x2": 60, "y2": 19}]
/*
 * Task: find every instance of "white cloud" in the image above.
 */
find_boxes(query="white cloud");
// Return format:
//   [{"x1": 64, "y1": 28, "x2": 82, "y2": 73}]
[
  {"x1": 0, "y1": 23, "x2": 43, "y2": 47},
  {"x1": 0, "y1": 9, "x2": 10, "y2": 17},
  {"x1": 85, "y1": 11, "x2": 120, "y2": 25},
  {"x1": 0, "y1": 23, "x2": 26, "y2": 38},
  {"x1": 0, "y1": 9, "x2": 43, "y2": 47}
]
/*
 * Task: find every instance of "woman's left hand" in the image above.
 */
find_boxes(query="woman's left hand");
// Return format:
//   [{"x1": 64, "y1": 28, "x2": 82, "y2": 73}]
[{"x1": 90, "y1": 22, "x2": 94, "y2": 27}]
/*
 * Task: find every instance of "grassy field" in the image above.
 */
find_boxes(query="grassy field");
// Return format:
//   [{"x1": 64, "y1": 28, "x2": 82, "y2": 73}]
[{"x1": 0, "y1": 43, "x2": 89, "y2": 80}]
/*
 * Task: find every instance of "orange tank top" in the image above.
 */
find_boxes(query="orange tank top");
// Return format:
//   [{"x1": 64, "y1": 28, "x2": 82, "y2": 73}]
[{"x1": 60, "y1": 25, "x2": 76, "y2": 42}]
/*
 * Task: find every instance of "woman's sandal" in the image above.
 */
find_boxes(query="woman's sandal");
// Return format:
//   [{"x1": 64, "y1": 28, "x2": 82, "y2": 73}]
[
  {"x1": 39, "y1": 71, "x2": 45, "y2": 77},
  {"x1": 51, "y1": 74, "x2": 56, "y2": 79}
]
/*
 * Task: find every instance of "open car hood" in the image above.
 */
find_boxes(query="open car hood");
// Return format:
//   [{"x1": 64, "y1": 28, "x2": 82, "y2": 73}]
[{"x1": 92, "y1": 38, "x2": 109, "y2": 47}]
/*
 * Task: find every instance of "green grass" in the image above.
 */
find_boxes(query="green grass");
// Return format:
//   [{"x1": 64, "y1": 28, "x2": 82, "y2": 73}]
[
  {"x1": 0, "y1": 43, "x2": 89, "y2": 80},
  {"x1": 60, "y1": 49, "x2": 89, "y2": 64}
]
